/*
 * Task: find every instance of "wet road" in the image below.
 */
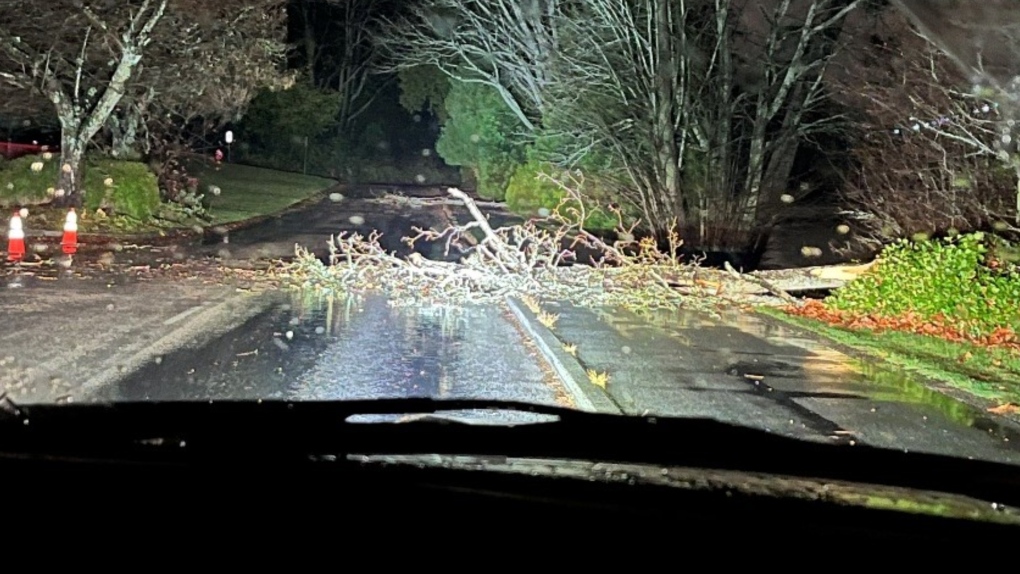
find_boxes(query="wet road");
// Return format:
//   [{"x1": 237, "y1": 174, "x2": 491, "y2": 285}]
[
  {"x1": 0, "y1": 275, "x2": 264, "y2": 403},
  {"x1": 88, "y1": 291, "x2": 568, "y2": 424},
  {"x1": 526, "y1": 300, "x2": 1020, "y2": 465},
  {"x1": 198, "y1": 186, "x2": 522, "y2": 265},
  {"x1": 2, "y1": 182, "x2": 1020, "y2": 465}
]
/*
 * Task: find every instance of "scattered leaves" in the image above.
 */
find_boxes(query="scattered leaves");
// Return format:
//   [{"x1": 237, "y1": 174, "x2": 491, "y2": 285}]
[
  {"x1": 521, "y1": 294, "x2": 541, "y2": 314},
  {"x1": 537, "y1": 310, "x2": 560, "y2": 329},
  {"x1": 586, "y1": 369, "x2": 609, "y2": 389},
  {"x1": 786, "y1": 299, "x2": 1020, "y2": 352},
  {"x1": 987, "y1": 402, "x2": 1020, "y2": 415},
  {"x1": 562, "y1": 342, "x2": 577, "y2": 356}
]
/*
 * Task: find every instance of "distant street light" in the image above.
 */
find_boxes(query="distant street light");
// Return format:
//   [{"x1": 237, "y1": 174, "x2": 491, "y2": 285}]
[{"x1": 224, "y1": 130, "x2": 234, "y2": 163}]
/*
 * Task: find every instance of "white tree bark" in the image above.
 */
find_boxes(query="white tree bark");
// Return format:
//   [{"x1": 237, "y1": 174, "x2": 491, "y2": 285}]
[
  {"x1": 0, "y1": 0, "x2": 168, "y2": 205},
  {"x1": 377, "y1": 0, "x2": 559, "y2": 132}
]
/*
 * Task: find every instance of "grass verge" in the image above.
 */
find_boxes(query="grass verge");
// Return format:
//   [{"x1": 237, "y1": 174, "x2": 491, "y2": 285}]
[
  {"x1": 184, "y1": 160, "x2": 337, "y2": 226},
  {"x1": 757, "y1": 305, "x2": 1020, "y2": 409},
  {"x1": 7, "y1": 161, "x2": 337, "y2": 237}
]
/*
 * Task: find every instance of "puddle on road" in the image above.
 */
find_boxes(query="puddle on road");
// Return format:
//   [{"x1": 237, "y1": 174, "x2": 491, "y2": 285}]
[{"x1": 92, "y1": 290, "x2": 559, "y2": 425}]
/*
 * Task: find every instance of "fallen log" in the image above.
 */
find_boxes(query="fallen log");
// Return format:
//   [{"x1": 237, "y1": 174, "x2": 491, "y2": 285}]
[
  {"x1": 658, "y1": 259, "x2": 880, "y2": 297},
  {"x1": 724, "y1": 261, "x2": 800, "y2": 305}
]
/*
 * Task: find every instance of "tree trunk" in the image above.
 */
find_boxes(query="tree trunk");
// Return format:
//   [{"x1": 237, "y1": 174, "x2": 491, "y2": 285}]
[
  {"x1": 653, "y1": 0, "x2": 682, "y2": 236},
  {"x1": 108, "y1": 107, "x2": 143, "y2": 160},
  {"x1": 56, "y1": 133, "x2": 85, "y2": 208},
  {"x1": 302, "y1": 1, "x2": 317, "y2": 86}
]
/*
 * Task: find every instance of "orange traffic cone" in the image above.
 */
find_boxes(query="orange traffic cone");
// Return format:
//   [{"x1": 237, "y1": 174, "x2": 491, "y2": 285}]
[
  {"x1": 7, "y1": 211, "x2": 25, "y2": 262},
  {"x1": 61, "y1": 208, "x2": 78, "y2": 255}
]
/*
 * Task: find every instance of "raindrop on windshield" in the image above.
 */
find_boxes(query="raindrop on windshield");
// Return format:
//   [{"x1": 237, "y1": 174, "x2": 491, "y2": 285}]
[{"x1": 800, "y1": 246, "x2": 822, "y2": 258}]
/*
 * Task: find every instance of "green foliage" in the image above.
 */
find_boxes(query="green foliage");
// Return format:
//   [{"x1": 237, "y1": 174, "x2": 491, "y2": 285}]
[
  {"x1": 84, "y1": 160, "x2": 161, "y2": 220},
  {"x1": 397, "y1": 65, "x2": 449, "y2": 122},
  {"x1": 234, "y1": 81, "x2": 457, "y2": 185},
  {"x1": 240, "y1": 82, "x2": 340, "y2": 144},
  {"x1": 828, "y1": 232, "x2": 1020, "y2": 337},
  {"x1": 505, "y1": 159, "x2": 617, "y2": 230},
  {"x1": 435, "y1": 81, "x2": 526, "y2": 200},
  {"x1": 524, "y1": 131, "x2": 640, "y2": 225},
  {"x1": 0, "y1": 155, "x2": 54, "y2": 205},
  {"x1": 505, "y1": 159, "x2": 561, "y2": 214},
  {"x1": 528, "y1": 130, "x2": 617, "y2": 175},
  {"x1": 0, "y1": 155, "x2": 159, "y2": 220}
]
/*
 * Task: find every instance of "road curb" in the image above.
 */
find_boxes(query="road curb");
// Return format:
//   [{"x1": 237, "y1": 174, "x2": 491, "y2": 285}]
[
  {"x1": 201, "y1": 182, "x2": 345, "y2": 240},
  {"x1": 505, "y1": 297, "x2": 622, "y2": 414}
]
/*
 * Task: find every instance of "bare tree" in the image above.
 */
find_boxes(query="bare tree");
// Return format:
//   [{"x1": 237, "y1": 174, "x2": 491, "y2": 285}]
[
  {"x1": 296, "y1": 0, "x2": 391, "y2": 130},
  {"x1": 891, "y1": 0, "x2": 1020, "y2": 95},
  {"x1": 378, "y1": 0, "x2": 861, "y2": 251},
  {"x1": 377, "y1": 0, "x2": 560, "y2": 132},
  {"x1": 0, "y1": 0, "x2": 169, "y2": 206},
  {"x1": 829, "y1": 13, "x2": 1018, "y2": 253},
  {"x1": 107, "y1": 0, "x2": 290, "y2": 159},
  {"x1": 545, "y1": 0, "x2": 860, "y2": 248},
  {"x1": 889, "y1": 0, "x2": 1020, "y2": 223},
  {"x1": 731, "y1": 0, "x2": 862, "y2": 224}
]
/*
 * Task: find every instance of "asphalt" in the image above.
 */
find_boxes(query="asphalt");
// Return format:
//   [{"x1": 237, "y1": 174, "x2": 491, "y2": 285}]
[
  {"x1": 192, "y1": 185, "x2": 520, "y2": 265},
  {"x1": 0, "y1": 276, "x2": 265, "y2": 404},
  {"x1": 507, "y1": 298, "x2": 1020, "y2": 466},
  {"x1": 87, "y1": 292, "x2": 568, "y2": 425},
  {"x1": 2, "y1": 181, "x2": 1019, "y2": 467}
]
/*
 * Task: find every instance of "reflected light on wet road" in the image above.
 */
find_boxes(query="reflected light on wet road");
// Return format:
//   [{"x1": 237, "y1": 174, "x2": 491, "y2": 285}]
[{"x1": 91, "y1": 292, "x2": 564, "y2": 425}]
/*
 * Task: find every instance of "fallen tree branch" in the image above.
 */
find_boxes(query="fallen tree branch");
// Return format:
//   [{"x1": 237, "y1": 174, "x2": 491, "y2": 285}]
[
  {"x1": 724, "y1": 261, "x2": 801, "y2": 306},
  {"x1": 281, "y1": 183, "x2": 815, "y2": 315}
]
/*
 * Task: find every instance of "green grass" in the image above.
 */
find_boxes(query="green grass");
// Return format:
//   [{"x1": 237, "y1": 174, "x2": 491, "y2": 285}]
[
  {"x1": 1, "y1": 156, "x2": 337, "y2": 236},
  {"x1": 184, "y1": 159, "x2": 337, "y2": 225},
  {"x1": 758, "y1": 306, "x2": 1020, "y2": 406}
]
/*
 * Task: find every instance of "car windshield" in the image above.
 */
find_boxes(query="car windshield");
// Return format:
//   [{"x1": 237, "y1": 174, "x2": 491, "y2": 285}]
[{"x1": 1, "y1": 0, "x2": 1020, "y2": 468}]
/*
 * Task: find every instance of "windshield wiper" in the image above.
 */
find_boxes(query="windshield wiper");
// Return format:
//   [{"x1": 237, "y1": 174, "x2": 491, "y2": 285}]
[{"x1": 1, "y1": 398, "x2": 1019, "y2": 507}]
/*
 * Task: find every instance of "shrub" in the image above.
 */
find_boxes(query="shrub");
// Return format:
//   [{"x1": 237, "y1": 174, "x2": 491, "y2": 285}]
[
  {"x1": 434, "y1": 81, "x2": 527, "y2": 200},
  {"x1": 0, "y1": 155, "x2": 161, "y2": 220},
  {"x1": 505, "y1": 159, "x2": 562, "y2": 214},
  {"x1": 85, "y1": 160, "x2": 161, "y2": 220},
  {"x1": 827, "y1": 232, "x2": 1020, "y2": 338},
  {"x1": 0, "y1": 155, "x2": 57, "y2": 206},
  {"x1": 505, "y1": 159, "x2": 618, "y2": 230}
]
